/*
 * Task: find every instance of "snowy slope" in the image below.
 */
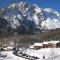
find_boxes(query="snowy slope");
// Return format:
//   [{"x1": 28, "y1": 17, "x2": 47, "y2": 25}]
[
  {"x1": 1, "y1": 48, "x2": 60, "y2": 60},
  {"x1": 26, "y1": 48, "x2": 60, "y2": 60}
]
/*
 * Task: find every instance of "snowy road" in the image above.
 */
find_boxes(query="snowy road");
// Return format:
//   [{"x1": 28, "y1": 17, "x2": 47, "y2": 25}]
[{"x1": 0, "y1": 51, "x2": 28, "y2": 60}]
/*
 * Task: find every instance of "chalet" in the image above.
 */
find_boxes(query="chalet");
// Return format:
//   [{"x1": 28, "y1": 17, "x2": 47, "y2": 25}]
[
  {"x1": 49, "y1": 41, "x2": 60, "y2": 48},
  {"x1": 42, "y1": 41, "x2": 50, "y2": 48},
  {"x1": 29, "y1": 41, "x2": 60, "y2": 50},
  {"x1": 30, "y1": 43, "x2": 43, "y2": 50},
  {"x1": 3, "y1": 46, "x2": 14, "y2": 51},
  {"x1": 3, "y1": 41, "x2": 14, "y2": 51}
]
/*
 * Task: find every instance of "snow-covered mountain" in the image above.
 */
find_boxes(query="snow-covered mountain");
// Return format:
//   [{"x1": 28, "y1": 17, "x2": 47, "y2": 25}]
[{"x1": 0, "y1": 2, "x2": 60, "y2": 34}]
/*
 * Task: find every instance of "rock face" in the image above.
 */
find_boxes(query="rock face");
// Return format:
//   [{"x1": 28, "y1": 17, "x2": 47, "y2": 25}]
[{"x1": 0, "y1": 2, "x2": 60, "y2": 35}]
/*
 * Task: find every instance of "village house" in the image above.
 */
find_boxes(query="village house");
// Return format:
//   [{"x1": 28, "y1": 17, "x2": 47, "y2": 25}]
[
  {"x1": 29, "y1": 43, "x2": 43, "y2": 50},
  {"x1": 29, "y1": 40, "x2": 60, "y2": 50},
  {"x1": 3, "y1": 41, "x2": 14, "y2": 51},
  {"x1": 49, "y1": 41, "x2": 60, "y2": 48},
  {"x1": 42, "y1": 41, "x2": 60, "y2": 48},
  {"x1": 42, "y1": 41, "x2": 50, "y2": 48}
]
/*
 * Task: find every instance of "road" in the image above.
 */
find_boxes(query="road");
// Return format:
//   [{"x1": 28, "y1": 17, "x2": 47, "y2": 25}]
[{"x1": 0, "y1": 51, "x2": 28, "y2": 60}]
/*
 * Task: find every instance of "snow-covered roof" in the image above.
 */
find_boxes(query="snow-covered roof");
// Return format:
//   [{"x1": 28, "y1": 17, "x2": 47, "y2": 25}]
[
  {"x1": 42, "y1": 41, "x2": 49, "y2": 45},
  {"x1": 49, "y1": 41, "x2": 60, "y2": 44},
  {"x1": 4, "y1": 46, "x2": 14, "y2": 50},
  {"x1": 33, "y1": 43, "x2": 43, "y2": 46},
  {"x1": 29, "y1": 45, "x2": 34, "y2": 48},
  {"x1": 29, "y1": 43, "x2": 43, "y2": 49}
]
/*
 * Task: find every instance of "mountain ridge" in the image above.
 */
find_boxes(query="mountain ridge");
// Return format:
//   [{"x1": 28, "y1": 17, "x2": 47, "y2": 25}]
[{"x1": 0, "y1": 2, "x2": 60, "y2": 35}]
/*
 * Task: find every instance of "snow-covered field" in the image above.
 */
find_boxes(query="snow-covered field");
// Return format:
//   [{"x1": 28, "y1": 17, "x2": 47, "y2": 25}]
[
  {"x1": 0, "y1": 51, "x2": 28, "y2": 60},
  {"x1": 0, "y1": 48, "x2": 60, "y2": 60},
  {"x1": 26, "y1": 48, "x2": 60, "y2": 60}
]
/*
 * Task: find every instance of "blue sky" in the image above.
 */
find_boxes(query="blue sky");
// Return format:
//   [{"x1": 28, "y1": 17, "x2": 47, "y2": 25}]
[{"x1": 0, "y1": 0, "x2": 60, "y2": 12}]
